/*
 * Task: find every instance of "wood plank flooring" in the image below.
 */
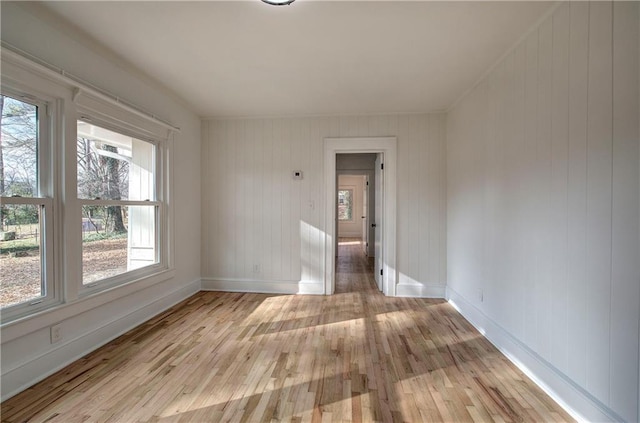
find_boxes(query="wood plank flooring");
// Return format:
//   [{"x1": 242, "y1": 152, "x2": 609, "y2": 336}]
[{"x1": 1, "y1": 239, "x2": 574, "y2": 422}]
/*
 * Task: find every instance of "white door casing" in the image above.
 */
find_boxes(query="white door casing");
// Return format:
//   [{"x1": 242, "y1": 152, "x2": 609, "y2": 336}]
[
  {"x1": 374, "y1": 154, "x2": 383, "y2": 291},
  {"x1": 324, "y1": 137, "x2": 397, "y2": 296},
  {"x1": 362, "y1": 176, "x2": 368, "y2": 254}
]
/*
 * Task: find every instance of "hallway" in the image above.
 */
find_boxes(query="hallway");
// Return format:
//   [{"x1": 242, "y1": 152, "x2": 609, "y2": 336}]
[{"x1": 336, "y1": 238, "x2": 376, "y2": 294}]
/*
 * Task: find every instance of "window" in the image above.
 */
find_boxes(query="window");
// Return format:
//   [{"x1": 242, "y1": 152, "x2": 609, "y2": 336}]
[
  {"x1": 0, "y1": 49, "x2": 174, "y2": 324},
  {"x1": 77, "y1": 120, "x2": 161, "y2": 288},
  {"x1": 0, "y1": 92, "x2": 55, "y2": 316},
  {"x1": 338, "y1": 189, "x2": 353, "y2": 221}
]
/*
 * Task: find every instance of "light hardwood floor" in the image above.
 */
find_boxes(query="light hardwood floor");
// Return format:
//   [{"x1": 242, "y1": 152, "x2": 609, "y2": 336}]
[{"x1": 1, "y1": 240, "x2": 574, "y2": 422}]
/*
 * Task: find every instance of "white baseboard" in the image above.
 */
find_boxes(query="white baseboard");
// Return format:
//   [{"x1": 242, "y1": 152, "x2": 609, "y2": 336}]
[
  {"x1": 202, "y1": 278, "x2": 324, "y2": 295},
  {"x1": 296, "y1": 281, "x2": 324, "y2": 295},
  {"x1": 395, "y1": 283, "x2": 446, "y2": 298},
  {"x1": 446, "y1": 287, "x2": 624, "y2": 423},
  {"x1": 1, "y1": 278, "x2": 201, "y2": 402}
]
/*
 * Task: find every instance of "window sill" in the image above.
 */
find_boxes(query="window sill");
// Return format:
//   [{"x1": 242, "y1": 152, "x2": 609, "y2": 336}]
[{"x1": 0, "y1": 268, "x2": 175, "y2": 343}]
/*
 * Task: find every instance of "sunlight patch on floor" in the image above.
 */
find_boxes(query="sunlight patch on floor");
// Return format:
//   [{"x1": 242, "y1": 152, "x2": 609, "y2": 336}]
[{"x1": 338, "y1": 240, "x2": 362, "y2": 246}]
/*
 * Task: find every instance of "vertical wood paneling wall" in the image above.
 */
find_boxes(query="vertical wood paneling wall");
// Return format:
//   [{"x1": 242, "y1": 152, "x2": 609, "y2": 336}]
[
  {"x1": 446, "y1": 3, "x2": 639, "y2": 422},
  {"x1": 202, "y1": 114, "x2": 446, "y2": 297}
]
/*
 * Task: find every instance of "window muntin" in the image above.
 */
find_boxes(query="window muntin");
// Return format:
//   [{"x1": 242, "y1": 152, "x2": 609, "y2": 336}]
[
  {"x1": 77, "y1": 121, "x2": 161, "y2": 288},
  {"x1": 0, "y1": 93, "x2": 54, "y2": 313},
  {"x1": 338, "y1": 189, "x2": 353, "y2": 221}
]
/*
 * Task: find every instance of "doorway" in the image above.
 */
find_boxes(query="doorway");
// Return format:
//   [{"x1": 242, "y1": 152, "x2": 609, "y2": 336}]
[
  {"x1": 335, "y1": 236, "x2": 376, "y2": 294},
  {"x1": 323, "y1": 137, "x2": 397, "y2": 296},
  {"x1": 337, "y1": 170, "x2": 373, "y2": 294}
]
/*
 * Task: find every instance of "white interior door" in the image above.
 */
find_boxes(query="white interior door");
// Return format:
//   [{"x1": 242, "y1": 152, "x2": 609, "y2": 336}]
[
  {"x1": 374, "y1": 154, "x2": 383, "y2": 291},
  {"x1": 367, "y1": 171, "x2": 376, "y2": 258},
  {"x1": 362, "y1": 176, "x2": 368, "y2": 253}
]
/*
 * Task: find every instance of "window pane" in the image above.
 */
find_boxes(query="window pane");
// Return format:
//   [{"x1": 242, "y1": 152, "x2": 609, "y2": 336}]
[
  {"x1": 0, "y1": 95, "x2": 38, "y2": 197},
  {"x1": 77, "y1": 121, "x2": 155, "y2": 201},
  {"x1": 338, "y1": 189, "x2": 353, "y2": 221},
  {"x1": 0, "y1": 204, "x2": 43, "y2": 308},
  {"x1": 82, "y1": 205, "x2": 157, "y2": 284}
]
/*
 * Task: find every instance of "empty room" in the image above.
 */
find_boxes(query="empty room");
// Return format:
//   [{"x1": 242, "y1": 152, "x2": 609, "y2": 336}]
[{"x1": 0, "y1": 1, "x2": 638, "y2": 422}]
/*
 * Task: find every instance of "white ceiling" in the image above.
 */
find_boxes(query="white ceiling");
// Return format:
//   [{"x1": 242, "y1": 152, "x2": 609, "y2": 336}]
[{"x1": 40, "y1": 1, "x2": 553, "y2": 118}]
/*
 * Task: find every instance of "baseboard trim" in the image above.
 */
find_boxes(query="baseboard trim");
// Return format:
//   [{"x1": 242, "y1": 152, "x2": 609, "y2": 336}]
[
  {"x1": 1, "y1": 278, "x2": 201, "y2": 402},
  {"x1": 395, "y1": 283, "x2": 446, "y2": 298},
  {"x1": 446, "y1": 287, "x2": 624, "y2": 423},
  {"x1": 201, "y1": 278, "x2": 324, "y2": 295}
]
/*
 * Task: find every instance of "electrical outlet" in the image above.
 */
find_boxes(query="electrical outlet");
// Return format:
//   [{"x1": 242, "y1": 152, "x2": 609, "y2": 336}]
[{"x1": 50, "y1": 325, "x2": 62, "y2": 343}]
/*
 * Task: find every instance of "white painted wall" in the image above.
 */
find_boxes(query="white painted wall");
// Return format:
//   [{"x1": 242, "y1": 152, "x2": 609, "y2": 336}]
[
  {"x1": 338, "y1": 175, "x2": 365, "y2": 238},
  {"x1": 0, "y1": 3, "x2": 202, "y2": 400},
  {"x1": 202, "y1": 114, "x2": 446, "y2": 298},
  {"x1": 446, "y1": 3, "x2": 639, "y2": 422}
]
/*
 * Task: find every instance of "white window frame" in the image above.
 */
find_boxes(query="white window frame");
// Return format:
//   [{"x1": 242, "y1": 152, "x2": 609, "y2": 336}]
[
  {"x1": 337, "y1": 188, "x2": 354, "y2": 221},
  {"x1": 0, "y1": 86, "x2": 60, "y2": 321},
  {"x1": 0, "y1": 47, "x2": 176, "y2": 326},
  {"x1": 74, "y1": 115, "x2": 169, "y2": 296}
]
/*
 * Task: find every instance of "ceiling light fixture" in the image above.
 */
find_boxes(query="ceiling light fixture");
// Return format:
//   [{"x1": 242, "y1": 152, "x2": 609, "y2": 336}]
[{"x1": 261, "y1": 0, "x2": 295, "y2": 5}]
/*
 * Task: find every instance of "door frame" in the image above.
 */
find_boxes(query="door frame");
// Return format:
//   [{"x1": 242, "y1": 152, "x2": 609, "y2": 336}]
[{"x1": 323, "y1": 137, "x2": 397, "y2": 296}]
